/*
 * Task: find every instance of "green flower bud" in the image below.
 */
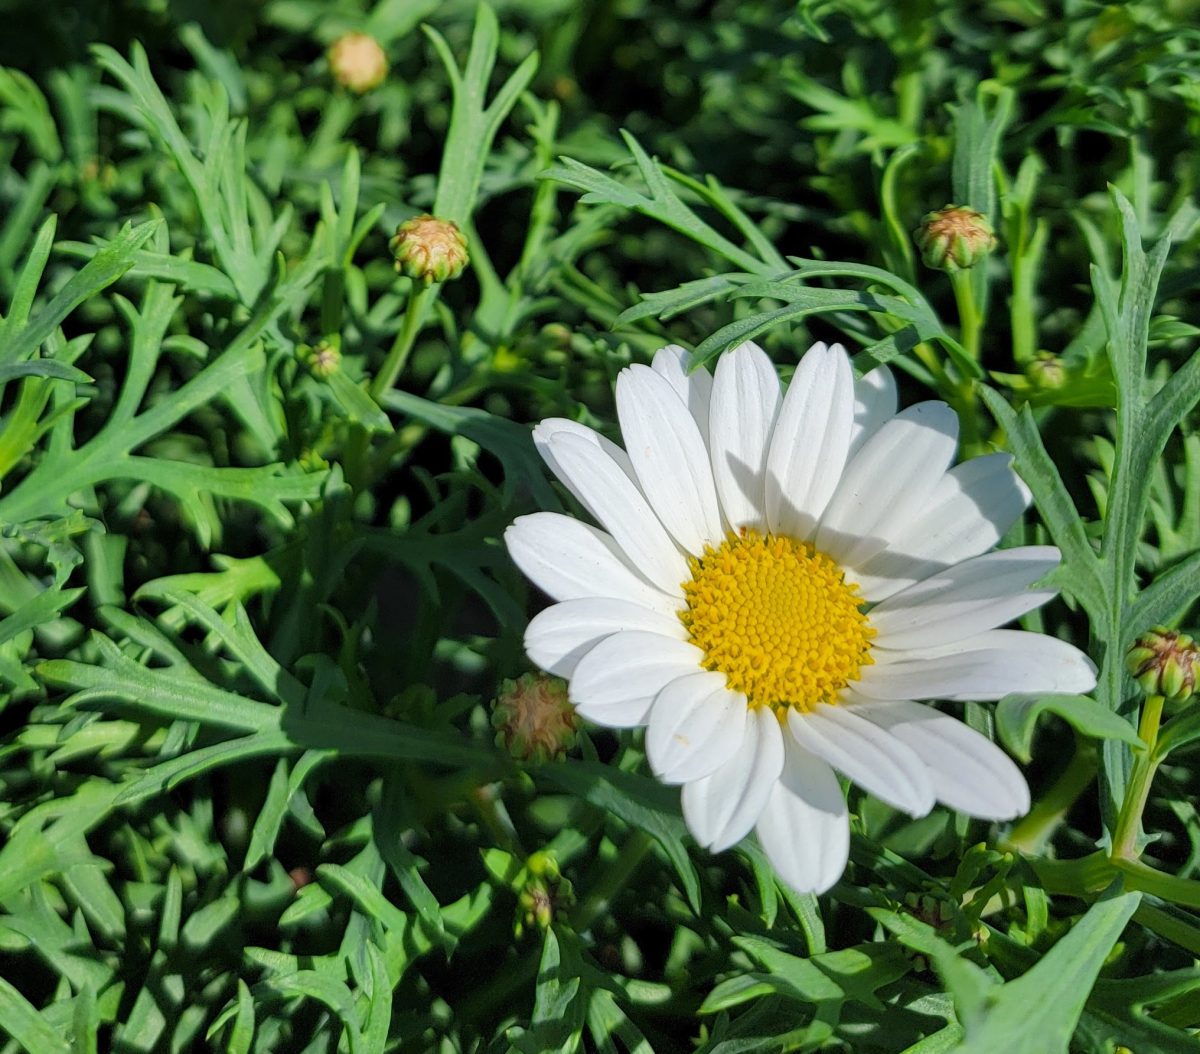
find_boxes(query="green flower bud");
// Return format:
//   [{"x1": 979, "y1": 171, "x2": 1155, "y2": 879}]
[
  {"x1": 390, "y1": 215, "x2": 469, "y2": 284},
  {"x1": 915, "y1": 205, "x2": 998, "y2": 272},
  {"x1": 492, "y1": 673, "x2": 580, "y2": 763},
  {"x1": 1126, "y1": 627, "x2": 1199, "y2": 703},
  {"x1": 515, "y1": 852, "x2": 573, "y2": 936},
  {"x1": 299, "y1": 340, "x2": 341, "y2": 379},
  {"x1": 328, "y1": 32, "x2": 388, "y2": 94},
  {"x1": 1025, "y1": 352, "x2": 1068, "y2": 391}
]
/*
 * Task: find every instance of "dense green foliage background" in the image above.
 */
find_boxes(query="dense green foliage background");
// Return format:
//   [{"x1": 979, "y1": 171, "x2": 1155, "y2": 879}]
[{"x1": 2, "y1": 0, "x2": 1200, "y2": 1051}]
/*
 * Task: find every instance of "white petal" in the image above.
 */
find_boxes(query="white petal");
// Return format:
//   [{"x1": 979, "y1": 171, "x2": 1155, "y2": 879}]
[
  {"x1": 853, "y1": 453, "x2": 1033, "y2": 602},
  {"x1": 849, "y1": 364, "x2": 898, "y2": 455},
  {"x1": 651, "y1": 344, "x2": 714, "y2": 440},
  {"x1": 816, "y1": 401, "x2": 959, "y2": 569},
  {"x1": 754, "y1": 737, "x2": 849, "y2": 894},
  {"x1": 505, "y1": 513, "x2": 677, "y2": 615},
  {"x1": 569, "y1": 631, "x2": 705, "y2": 727},
  {"x1": 525, "y1": 598, "x2": 687, "y2": 677},
  {"x1": 681, "y1": 707, "x2": 785, "y2": 851},
  {"x1": 617, "y1": 364, "x2": 724, "y2": 554},
  {"x1": 787, "y1": 704, "x2": 935, "y2": 816},
  {"x1": 708, "y1": 342, "x2": 781, "y2": 531},
  {"x1": 646, "y1": 675, "x2": 747, "y2": 784},
  {"x1": 532, "y1": 418, "x2": 639, "y2": 517},
  {"x1": 855, "y1": 629, "x2": 1098, "y2": 701},
  {"x1": 871, "y1": 546, "x2": 1061, "y2": 651},
  {"x1": 543, "y1": 432, "x2": 690, "y2": 595},
  {"x1": 765, "y1": 342, "x2": 855, "y2": 539},
  {"x1": 853, "y1": 699, "x2": 1030, "y2": 819}
]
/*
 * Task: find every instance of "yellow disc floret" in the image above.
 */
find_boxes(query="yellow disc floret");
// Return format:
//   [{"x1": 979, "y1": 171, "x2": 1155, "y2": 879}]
[{"x1": 681, "y1": 530, "x2": 874, "y2": 714}]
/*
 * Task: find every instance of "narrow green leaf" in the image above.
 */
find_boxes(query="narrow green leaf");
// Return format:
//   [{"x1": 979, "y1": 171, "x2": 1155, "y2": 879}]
[
  {"x1": 0, "y1": 974, "x2": 71, "y2": 1054},
  {"x1": 1, "y1": 219, "x2": 161, "y2": 369},
  {"x1": 953, "y1": 891, "x2": 1140, "y2": 1053},
  {"x1": 978, "y1": 387, "x2": 1105, "y2": 615},
  {"x1": 996, "y1": 693, "x2": 1143, "y2": 763}
]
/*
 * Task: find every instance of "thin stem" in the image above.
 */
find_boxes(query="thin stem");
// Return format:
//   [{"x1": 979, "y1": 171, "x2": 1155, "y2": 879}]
[
  {"x1": 570, "y1": 829, "x2": 655, "y2": 933},
  {"x1": 950, "y1": 268, "x2": 982, "y2": 363},
  {"x1": 947, "y1": 268, "x2": 987, "y2": 454},
  {"x1": 370, "y1": 283, "x2": 435, "y2": 400},
  {"x1": 1111, "y1": 694, "x2": 1164, "y2": 860},
  {"x1": 1002, "y1": 738, "x2": 1097, "y2": 856}
]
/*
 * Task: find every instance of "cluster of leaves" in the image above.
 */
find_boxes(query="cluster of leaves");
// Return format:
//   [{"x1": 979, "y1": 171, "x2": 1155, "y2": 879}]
[{"x1": 1, "y1": 0, "x2": 1199, "y2": 1052}]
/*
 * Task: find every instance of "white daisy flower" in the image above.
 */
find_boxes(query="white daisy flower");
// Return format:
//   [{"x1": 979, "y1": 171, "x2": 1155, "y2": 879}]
[{"x1": 505, "y1": 341, "x2": 1097, "y2": 894}]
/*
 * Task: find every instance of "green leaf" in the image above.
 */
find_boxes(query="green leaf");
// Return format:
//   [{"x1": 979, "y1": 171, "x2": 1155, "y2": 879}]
[
  {"x1": 0, "y1": 975, "x2": 71, "y2": 1054},
  {"x1": 951, "y1": 84, "x2": 1014, "y2": 315},
  {"x1": 243, "y1": 751, "x2": 333, "y2": 871},
  {"x1": 382, "y1": 389, "x2": 556, "y2": 506},
  {"x1": 978, "y1": 387, "x2": 1105, "y2": 617},
  {"x1": 542, "y1": 761, "x2": 702, "y2": 914},
  {"x1": 426, "y1": 4, "x2": 539, "y2": 227},
  {"x1": 0, "y1": 67, "x2": 63, "y2": 161},
  {"x1": 546, "y1": 133, "x2": 776, "y2": 275},
  {"x1": 509, "y1": 928, "x2": 585, "y2": 1054},
  {"x1": 956, "y1": 891, "x2": 1140, "y2": 1053},
  {"x1": 0, "y1": 360, "x2": 91, "y2": 384},
  {"x1": 225, "y1": 980, "x2": 255, "y2": 1054},
  {"x1": 0, "y1": 219, "x2": 160, "y2": 369},
  {"x1": 996, "y1": 693, "x2": 1143, "y2": 763}
]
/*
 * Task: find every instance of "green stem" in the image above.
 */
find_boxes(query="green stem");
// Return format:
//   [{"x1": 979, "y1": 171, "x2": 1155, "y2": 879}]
[
  {"x1": 948, "y1": 268, "x2": 986, "y2": 454},
  {"x1": 950, "y1": 268, "x2": 982, "y2": 364},
  {"x1": 369, "y1": 283, "x2": 436, "y2": 400},
  {"x1": 1114, "y1": 857, "x2": 1200, "y2": 909},
  {"x1": 1025, "y1": 851, "x2": 1117, "y2": 898},
  {"x1": 570, "y1": 830, "x2": 655, "y2": 932},
  {"x1": 1111, "y1": 693, "x2": 1164, "y2": 860},
  {"x1": 1002, "y1": 739, "x2": 1097, "y2": 856},
  {"x1": 470, "y1": 781, "x2": 524, "y2": 857}
]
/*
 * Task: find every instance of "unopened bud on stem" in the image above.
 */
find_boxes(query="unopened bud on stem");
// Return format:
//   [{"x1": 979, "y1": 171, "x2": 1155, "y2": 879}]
[
  {"x1": 1127, "y1": 627, "x2": 1199, "y2": 703},
  {"x1": 492, "y1": 673, "x2": 579, "y2": 763},
  {"x1": 328, "y1": 33, "x2": 388, "y2": 94},
  {"x1": 390, "y1": 215, "x2": 469, "y2": 284},
  {"x1": 915, "y1": 205, "x2": 997, "y2": 271}
]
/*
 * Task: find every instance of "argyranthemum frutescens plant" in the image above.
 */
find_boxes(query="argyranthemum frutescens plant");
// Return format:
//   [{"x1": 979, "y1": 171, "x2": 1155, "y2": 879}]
[{"x1": 507, "y1": 339, "x2": 1095, "y2": 892}]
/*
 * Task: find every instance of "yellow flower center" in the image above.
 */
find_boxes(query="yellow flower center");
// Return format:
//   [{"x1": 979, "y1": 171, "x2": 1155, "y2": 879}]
[{"x1": 680, "y1": 530, "x2": 874, "y2": 714}]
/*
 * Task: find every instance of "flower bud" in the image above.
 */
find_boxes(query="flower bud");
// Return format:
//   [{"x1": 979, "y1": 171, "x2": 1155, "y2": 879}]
[
  {"x1": 492, "y1": 672, "x2": 579, "y2": 763},
  {"x1": 915, "y1": 206, "x2": 998, "y2": 271},
  {"x1": 328, "y1": 32, "x2": 388, "y2": 94},
  {"x1": 1025, "y1": 352, "x2": 1068, "y2": 391},
  {"x1": 390, "y1": 215, "x2": 469, "y2": 284},
  {"x1": 516, "y1": 852, "x2": 574, "y2": 936},
  {"x1": 299, "y1": 340, "x2": 341, "y2": 379},
  {"x1": 1127, "y1": 628, "x2": 1199, "y2": 703}
]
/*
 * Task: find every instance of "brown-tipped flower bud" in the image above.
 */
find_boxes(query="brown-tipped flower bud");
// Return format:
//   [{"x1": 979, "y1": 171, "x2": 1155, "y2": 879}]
[
  {"x1": 300, "y1": 340, "x2": 341, "y2": 379},
  {"x1": 328, "y1": 32, "x2": 388, "y2": 94},
  {"x1": 915, "y1": 205, "x2": 998, "y2": 272},
  {"x1": 1127, "y1": 628, "x2": 1199, "y2": 703},
  {"x1": 492, "y1": 673, "x2": 579, "y2": 763},
  {"x1": 390, "y1": 215, "x2": 469, "y2": 284}
]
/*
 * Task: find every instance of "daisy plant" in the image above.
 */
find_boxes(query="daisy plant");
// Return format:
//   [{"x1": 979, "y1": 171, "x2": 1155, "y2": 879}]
[{"x1": 4, "y1": 2, "x2": 1200, "y2": 1052}]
